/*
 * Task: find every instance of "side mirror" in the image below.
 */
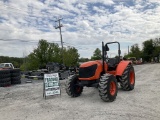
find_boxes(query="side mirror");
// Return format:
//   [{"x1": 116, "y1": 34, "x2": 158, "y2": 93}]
[{"x1": 105, "y1": 44, "x2": 109, "y2": 51}]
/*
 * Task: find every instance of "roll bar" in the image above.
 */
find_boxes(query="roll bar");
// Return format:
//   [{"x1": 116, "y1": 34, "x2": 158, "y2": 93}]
[{"x1": 102, "y1": 41, "x2": 121, "y2": 73}]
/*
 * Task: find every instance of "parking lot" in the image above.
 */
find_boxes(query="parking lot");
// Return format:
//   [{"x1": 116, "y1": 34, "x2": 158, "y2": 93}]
[{"x1": 0, "y1": 63, "x2": 160, "y2": 120}]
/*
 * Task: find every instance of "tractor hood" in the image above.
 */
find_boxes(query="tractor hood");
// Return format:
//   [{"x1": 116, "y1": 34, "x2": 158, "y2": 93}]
[
  {"x1": 80, "y1": 60, "x2": 102, "y2": 68},
  {"x1": 79, "y1": 60, "x2": 105, "y2": 80}
]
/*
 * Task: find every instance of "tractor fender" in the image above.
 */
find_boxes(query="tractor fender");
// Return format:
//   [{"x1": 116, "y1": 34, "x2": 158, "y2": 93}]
[{"x1": 116, "y1": 61, "x2": 131, "y2": 76}]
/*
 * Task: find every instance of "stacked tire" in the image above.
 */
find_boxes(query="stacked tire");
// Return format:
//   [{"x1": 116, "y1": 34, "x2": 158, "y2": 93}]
[
  {"x1": 0, "y1": 70, "x2": 11, "y2": 87},
  {"x1": 10, "y1": 69, "x2": 21, "y2": 84}
]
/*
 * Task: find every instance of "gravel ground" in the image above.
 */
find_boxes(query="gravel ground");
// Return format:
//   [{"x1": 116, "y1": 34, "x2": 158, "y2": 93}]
[{"x1": 0, "y1": 63, "x2": 160, "y2": 120}]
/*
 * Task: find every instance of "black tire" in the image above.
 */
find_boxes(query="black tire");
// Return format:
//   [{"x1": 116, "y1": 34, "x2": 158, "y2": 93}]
[
  {"x1": 10, "y1": 68, "x2": 20, "y2": 73},
  {"x1": 119, "y1": 64, "x2": 135, "y2": 91},
  {"x1": 0, "y1": 78, "x2": 11, "y2": 83},
  {"x1": 0, "y1": 81, "x2": 11, "y2": 87},
  {"x1": 65, "y1": 75, "x2": 83, "y2": 97},
  {"x1": 98, "y1": 74, "x2": 118, "y2": 102},
  {"x1": 11, "y1": 76, "x2": 21, "y2": 84},
  {"x1": 0, "y1": 70, "x2": 10, "y2": 74},
  {"x1": 11, "y1": 72, "x2": 20, "y2": 77},
  {"x1": 0, "y1": 73, "x2": 10, "y2": 79},
  {"x1": 11, "y1": 80, "x2": 21, "y2": 84}
]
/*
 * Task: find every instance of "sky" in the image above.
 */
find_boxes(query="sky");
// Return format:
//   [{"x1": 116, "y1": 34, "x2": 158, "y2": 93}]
[{"x1": 0, "y1": 0, "x2": 160, "y2": 58}]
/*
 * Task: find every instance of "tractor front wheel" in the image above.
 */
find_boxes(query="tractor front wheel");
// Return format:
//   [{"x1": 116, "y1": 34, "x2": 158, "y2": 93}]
[
  {"x1": 120, "y1": 64, "x2": 135, "y2": 91},
  {"x1": 98, "y1": 74, "x2": 118, "y2": 102},
  {"x1": 65, "y1": 75, "x2": 83, "y2": 97}
]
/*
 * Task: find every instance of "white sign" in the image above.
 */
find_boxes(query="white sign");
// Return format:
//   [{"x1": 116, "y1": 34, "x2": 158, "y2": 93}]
[{"x1": 43, "y1": 73, "x2": 61, "y2": 98}]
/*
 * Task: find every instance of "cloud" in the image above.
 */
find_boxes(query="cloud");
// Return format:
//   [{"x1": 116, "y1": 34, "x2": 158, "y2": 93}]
[{"x1": 0, "y1": 0, "x2": 160, "y2": 58}]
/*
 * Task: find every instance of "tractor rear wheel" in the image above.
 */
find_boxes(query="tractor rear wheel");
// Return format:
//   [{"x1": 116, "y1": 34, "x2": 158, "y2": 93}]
[
  {"x1": 98, "y1": 74, "x2": 118, "y2": 102},
  {"x1": 65, "y1": 75, "x2": 83, "y2": 97},
  {"x1": 120, "y1": 64, "x2": 135, "y2": 91}
]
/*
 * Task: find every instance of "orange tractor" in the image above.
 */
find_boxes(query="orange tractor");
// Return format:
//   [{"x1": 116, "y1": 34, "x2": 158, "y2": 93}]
[{"x1": 65, "y1": 42, "x2": 135, "y2": 102}]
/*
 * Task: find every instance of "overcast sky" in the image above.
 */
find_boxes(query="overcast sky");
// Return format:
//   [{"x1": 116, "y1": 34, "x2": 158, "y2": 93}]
[{"x1": 0, "y1": 0, "x2": 160, "y2": 58}]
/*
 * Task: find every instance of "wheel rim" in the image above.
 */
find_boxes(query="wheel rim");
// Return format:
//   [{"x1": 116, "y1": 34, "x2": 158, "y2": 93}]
[
  {"x1": 110, "y1": 81, "x2": 116, "y2": 95},
  {"x1": 130, "y1": 70, "x2": 135, "y2": 85}
]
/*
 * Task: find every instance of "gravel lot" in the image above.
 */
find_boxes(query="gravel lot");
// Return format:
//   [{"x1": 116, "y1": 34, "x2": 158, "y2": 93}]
[{"x1": 0, "y1": 63, "x2": 160, "y2": 120}]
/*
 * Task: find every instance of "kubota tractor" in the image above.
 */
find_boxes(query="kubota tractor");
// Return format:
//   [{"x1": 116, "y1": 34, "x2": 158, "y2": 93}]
[{"x1": 65, "y1": 42, "x2": 135, "y2": 102}]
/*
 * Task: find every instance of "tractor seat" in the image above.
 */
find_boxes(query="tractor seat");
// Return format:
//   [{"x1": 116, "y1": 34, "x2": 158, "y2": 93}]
[{"x1": 108, "y1": 58, "x2": 119, "y2": 68}]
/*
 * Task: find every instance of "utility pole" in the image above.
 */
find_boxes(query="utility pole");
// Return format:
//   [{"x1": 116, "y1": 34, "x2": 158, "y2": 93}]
[
  {"x1": 128, "y1": 46, "x2": 129, "y2": 54},
  {"x1": 55, "y1": 18, "x2": 64, "y2": 64}
]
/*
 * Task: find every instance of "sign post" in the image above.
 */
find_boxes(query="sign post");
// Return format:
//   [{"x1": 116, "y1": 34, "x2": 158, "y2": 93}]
[{"x1": 43, "y1": 73, "x2": 61, "y2": 99}]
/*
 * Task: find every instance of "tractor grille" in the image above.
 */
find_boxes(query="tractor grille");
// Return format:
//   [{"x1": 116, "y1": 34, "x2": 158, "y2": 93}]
[{"x1": 79, "y1": 64, "x2": 97, "y2": 78}]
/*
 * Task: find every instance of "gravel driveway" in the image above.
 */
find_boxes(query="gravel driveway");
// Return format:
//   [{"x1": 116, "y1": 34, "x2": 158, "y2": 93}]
[{"x1": 0, "y1": 63, "x2": 160, "y2": 120}]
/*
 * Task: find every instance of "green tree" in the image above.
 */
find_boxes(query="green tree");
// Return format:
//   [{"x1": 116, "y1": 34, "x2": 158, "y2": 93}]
[
  {"x1": 0, "y1": 56, "x2": 23, "y2": 68},
  {"x1": 20, "y1": 39, "x2": 80, "y2": 70},
  {"x1": 63, "y1": 46, "x2": 80, "y2": 66},
  {"x1": 78, "y1": 57, "x2": 90, "y2": 62},
  {"x1": 153, "y1": 38, "x2": 160, "y2": 46},
  {"x1": 152, "y1": 38, "x2": 160, "y2": 57},
  {"x1": 48, "y1": 43, "x2": 61, "y2": 63},
  {"x1": 124, "y1": 44, "x2": 142, "y2": 59},
  {"x1": 130, "y1": 44, "x2": 142, "y2": 58},
  {"x1": 24, "y1": 39, "x2": 61, "y2": 70},
  {"x1": 142, "y1": 39, "x2": 155, "y2": 62},
  {"x1": 91, "y1": 48, "x2": 101, "y2": 60}
]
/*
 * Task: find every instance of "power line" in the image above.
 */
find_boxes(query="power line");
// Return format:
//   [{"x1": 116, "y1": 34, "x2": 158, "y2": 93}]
[
  {"x1": 63, "y1": 42, "x2": 101, "y2": 50},
  {"x1": 0, "y1": 38, "x2": 61, "y2": 44},
  {"x1": 63, "y1": 43, "x2": 95, "y2": 50},
  {"x1": 63, "y1": 43, "x2": 87, "y2": 50},
  {"x1": 0, "y1": 28, "x2": 57, "y2": 34}
]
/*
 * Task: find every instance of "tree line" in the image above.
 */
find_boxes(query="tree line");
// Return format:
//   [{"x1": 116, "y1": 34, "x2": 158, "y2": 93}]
[
  {"x1": 1, "y1": 38, "x2": 160, "y2": 71},
  {"x1": 124, "y1": 38, "x2": 160, "y2": 62},
  {"x1": 21, "y1": 39, "x2": 79, "y2": 70},
  {"x1": 0, "y1": 39, "x2": 79, "y2": 71},
  {"x1": 79, "y1": 37, "x2": 160, "y2": 62},
  {"x1": 0, "y1": 56, "x2": 23, "y2": 68}
]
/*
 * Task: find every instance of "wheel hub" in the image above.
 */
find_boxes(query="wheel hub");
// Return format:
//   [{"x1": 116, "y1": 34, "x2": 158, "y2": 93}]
[
  {"x1": 110, "y1": 81, "x2": 116, "y2": 95},
  {"x1": 130, "y1": 71, "x2": 135, "y2": 85}
]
